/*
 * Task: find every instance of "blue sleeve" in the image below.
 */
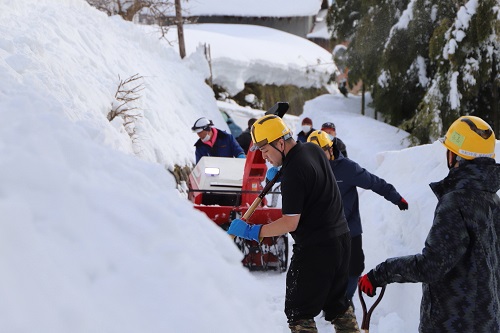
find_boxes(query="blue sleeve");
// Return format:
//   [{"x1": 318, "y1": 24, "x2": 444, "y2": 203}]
[
  {"x1": 195, "y1": 149, "x2": 202, "y2": 164},
  {"x1": 346, "y1": 159, "x2": 402, "y2": 205}
]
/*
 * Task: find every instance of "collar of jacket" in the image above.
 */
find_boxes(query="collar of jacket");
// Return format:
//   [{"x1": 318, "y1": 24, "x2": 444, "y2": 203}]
[
  {"x1": 429, "y1": 157, "x2": 500, "y2": 199},
  {"x1": 194, "y1": 128, "x2": 229, "y2": 147}
]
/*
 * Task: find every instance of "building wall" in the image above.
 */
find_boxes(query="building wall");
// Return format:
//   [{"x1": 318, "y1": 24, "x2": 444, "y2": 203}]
[{"x1": 195, "y1": 16, "x2": 314, "y2": 38}]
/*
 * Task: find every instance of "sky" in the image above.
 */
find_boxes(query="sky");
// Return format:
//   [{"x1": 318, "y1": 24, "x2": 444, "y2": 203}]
[{"x1": 1, "y1": 1, "x2": 499, "y2": 333}]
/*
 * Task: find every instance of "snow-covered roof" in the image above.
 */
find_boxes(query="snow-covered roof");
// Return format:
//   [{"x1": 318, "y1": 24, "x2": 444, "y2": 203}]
[
  {"x1": 162, "y1": 24, "x2": 338, "y2": 95},
  {"x1": 181, "y1": 0, "x2": 323, "y2": 17},
  {"x1": 307, "y1": 9, "x2": 330, "y2": 39}
]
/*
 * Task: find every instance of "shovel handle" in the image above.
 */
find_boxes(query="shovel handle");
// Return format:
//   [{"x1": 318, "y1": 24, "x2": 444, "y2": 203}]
[
  {"x1": 358, "y1": 285, "x2": 386, "y2": 332},
  {"x1": 230, "y1": 170, "x2": 282, "y2": 240},
  {"x1": 240, "y1": 169, "x2": 281, "y2": 222}
]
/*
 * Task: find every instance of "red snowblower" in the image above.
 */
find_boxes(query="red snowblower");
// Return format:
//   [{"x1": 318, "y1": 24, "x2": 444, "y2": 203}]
[{"x1": 188, "y1": 103, "x2": 289, "y2": 272}]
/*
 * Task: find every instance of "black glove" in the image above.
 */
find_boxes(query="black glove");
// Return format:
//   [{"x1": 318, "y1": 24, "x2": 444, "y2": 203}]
[{"x1": 397, "y1": 198, "x2": 408, "y2": 210}]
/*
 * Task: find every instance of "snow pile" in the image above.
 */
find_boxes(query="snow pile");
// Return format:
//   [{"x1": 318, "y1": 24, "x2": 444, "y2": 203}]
[{"x1": 0, "y1": 1, "x2": 283, "y2": 332}]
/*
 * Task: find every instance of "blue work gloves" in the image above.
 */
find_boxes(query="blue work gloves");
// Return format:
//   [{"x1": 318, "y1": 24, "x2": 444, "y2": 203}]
[
  {"x1": 237, "y1": 153, "x2": 246, "y2": 158},
  {"x1": 227, "y1": 218, "x2": 262, "y2": 242},
  {"x1": 266, "y1": 166, "x2": 281, "y2": 182}
]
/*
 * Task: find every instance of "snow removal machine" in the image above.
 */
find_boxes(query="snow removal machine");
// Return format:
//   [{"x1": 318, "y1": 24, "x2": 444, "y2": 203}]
[{"x1": 188, "y1": 103, "x2": 289, "y2": 272}]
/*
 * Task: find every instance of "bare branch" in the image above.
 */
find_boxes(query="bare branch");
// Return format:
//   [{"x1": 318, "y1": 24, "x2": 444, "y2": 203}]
[{"x1": 108, "y1": 73, "x2": 144, "y2": 127}]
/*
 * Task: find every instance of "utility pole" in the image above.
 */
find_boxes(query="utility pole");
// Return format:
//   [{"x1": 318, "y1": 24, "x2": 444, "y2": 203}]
[{"x1": 175, "y1": 0, "x2": 186, "y2": 59}]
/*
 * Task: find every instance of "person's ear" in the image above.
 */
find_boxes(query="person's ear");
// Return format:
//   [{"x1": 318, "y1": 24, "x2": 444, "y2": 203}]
[{"x1": 279, "y1": 138, "x2": 285, "y2": 150}]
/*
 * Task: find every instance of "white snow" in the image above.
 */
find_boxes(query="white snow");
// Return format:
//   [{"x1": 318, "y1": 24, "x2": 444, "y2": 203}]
[
  {"x1": 414, "y1": 55, "x2": 429, "y2": 88},
  {"x1": 1, "y1": 1, "x2": 499, "y2": 333},
  {"x1": 444, "y1": 0, "x2": 478, "y2": 58},
  {"x1": 449, "y1": 71, "x2": 461, "y2": 109},
  {"x1": 307, "y1": 9, "x2": 330, "y2": 40}
]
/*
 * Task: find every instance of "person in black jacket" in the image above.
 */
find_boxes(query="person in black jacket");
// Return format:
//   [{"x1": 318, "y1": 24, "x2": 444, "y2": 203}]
[
  {"x1": 321, "y1": 122, "x2": 348, "y2": 157},
  {"x1": 227, "y1": 115, "x2": 359, "y2": 332},
  {"x1": 307, "y1": 130, "x2": 408, "y2": 316},
  {"x1": 358, "y1": 116, "x2": 500, "y2": 332},
  {"x1": 236, "y1": 118, "x2": 257, "y2": 153}
]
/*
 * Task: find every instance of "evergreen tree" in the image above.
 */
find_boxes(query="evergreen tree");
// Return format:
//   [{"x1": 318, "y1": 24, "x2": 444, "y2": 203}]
[
  {"x1": 424, "y1": 0, "x2": 500, "y2": 138},
  {"x1": 326, "y1": 0, "x2": 362, "y2": 43},
  {"x1": 327, "y1": 0, "x2": 500, "y2": 143}
]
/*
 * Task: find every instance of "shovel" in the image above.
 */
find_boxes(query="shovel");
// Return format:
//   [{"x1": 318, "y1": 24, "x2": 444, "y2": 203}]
[{"x1": 358, "y1": 285, "x2": 386, "y2": 332}]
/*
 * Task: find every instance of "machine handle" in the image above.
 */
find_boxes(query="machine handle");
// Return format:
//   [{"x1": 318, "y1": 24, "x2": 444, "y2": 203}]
[{"x1": 241, "y1": 170, "x2": 282, "y2": 222}]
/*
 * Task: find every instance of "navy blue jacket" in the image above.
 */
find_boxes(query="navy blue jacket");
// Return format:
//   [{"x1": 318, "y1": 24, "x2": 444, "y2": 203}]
[
  {"x1": 194, "y1": 128, "x2": 245, "y2": 163},
  {"x1": 296, "y1": 128, "x2": 315, "y2": 143},
  {"x1": 330, "y1": 154, "x2": 403, "y2": 237}
]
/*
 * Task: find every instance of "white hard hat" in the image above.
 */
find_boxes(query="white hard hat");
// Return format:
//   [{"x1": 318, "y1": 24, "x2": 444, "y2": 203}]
[{"x1": 191, "y1": 117, "x2": 214, "y2": 133}]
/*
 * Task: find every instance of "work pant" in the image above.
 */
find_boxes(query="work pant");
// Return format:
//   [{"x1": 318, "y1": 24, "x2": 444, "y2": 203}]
[
  {"x1": 285, "y1": 232, "x2": 351, "y2": 323},
  {"x1": 346, "y1": 235, "x2": 365, "y2": 300}
]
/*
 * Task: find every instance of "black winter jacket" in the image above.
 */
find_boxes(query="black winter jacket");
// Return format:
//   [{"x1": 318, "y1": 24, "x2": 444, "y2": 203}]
[
  {"x1": 236, "y1": 128, "x2": 252, "y2": 153},
  {"x1": 372, "y1": 157, "x2": 500, "y2": 333}
]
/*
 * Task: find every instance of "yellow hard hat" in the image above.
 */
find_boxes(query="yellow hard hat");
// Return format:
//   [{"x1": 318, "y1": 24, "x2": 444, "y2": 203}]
[
  {"x1": 250, "y1": 115, "x2": 292, "y2": 151},
  {"x1": 441, "y1": 116, "x2": 496, "y2": 159},
  {"x1": 307, "y1": 130, "x2": 333, "y2": 150}
]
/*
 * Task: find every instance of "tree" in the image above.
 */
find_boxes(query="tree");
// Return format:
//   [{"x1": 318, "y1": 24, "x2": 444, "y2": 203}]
[
  {"x1": 373, "y1": 0, "x2": 434, "y2": 130},
  {"x1": 327, "y1": 0, "x2": 411, "y2": 116},
  {"x1": 174, "y1": 0, "x2": 186, "y2": 58},
  {"x1": 327, "y1": 0, "x2": 500, "y2": 143},
  {"x1": 326, "y1": 0, "x2": 362, "y2": 43},
  {"x1": 86, "y1": 0, "x2": 188, "y2": 60},
  {"x1": 414, "y1": 0, "x2": 500, "y2": 140},
  {"x1": 86, "y1": 0, "x2": 173, "y2": 22}
]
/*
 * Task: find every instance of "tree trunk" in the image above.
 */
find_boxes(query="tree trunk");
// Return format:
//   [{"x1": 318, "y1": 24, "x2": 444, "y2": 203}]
[
  {"x1": 492, "y1": 55, "x2": 499, "y2": 137},
  {"x1": 361, "y1": 82, "x2": 365, "y2": 116},
  {"x1": 175, "y1": 0, "x2": 186, "y2": 59},
  {"x1": 123, "y1": 0, "x2": 144, "y2": 21}
]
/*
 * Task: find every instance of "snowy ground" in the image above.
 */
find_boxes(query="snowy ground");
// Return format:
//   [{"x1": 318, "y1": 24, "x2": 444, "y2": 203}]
[{"x1": 1, "y1": 1, "x2": 499, "y2": 333}]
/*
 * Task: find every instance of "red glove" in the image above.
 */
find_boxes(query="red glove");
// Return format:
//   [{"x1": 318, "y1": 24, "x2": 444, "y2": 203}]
[
  {"x1": 397, "y1": 198, "x2": 408, "y2": 210},
  {"x1": 359, "y1": 274, "x2": 376, "y2": 297}
]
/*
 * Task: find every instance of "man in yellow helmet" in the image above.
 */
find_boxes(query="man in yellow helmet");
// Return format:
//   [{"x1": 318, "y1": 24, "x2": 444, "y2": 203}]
[
  {"x1": 358, "y1": 116, "x2": 500, "y2": 332},
  {"x1": 227, "y1": 114, "x2": 359, "y2": 332},
  {"x1": 307, "y1": 130, "x2": 408, "y2": 319}
]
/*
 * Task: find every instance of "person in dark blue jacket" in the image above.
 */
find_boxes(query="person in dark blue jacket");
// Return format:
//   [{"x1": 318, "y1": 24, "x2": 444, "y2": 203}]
[
  {"x1": 296, "y1": 117, "x2": 315, "y2": 143},
  {"x1": 308, "y1": 130, "x2": 408, "y2": 308},
  {"x1": 192, "y1": 117, "x2": 245, "y2": 164}
]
